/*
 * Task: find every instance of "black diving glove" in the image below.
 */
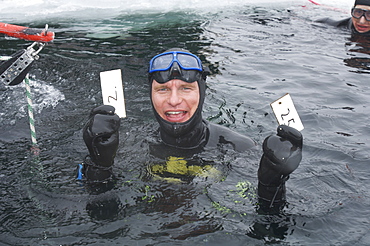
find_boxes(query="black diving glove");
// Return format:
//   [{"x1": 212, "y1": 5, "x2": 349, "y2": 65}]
[
  {"x1": 258, "y1": 125, "x2": 303, "y2": 208},
  {"x1": 82, "y1": 105, "x2": 121, "y2": 181}
]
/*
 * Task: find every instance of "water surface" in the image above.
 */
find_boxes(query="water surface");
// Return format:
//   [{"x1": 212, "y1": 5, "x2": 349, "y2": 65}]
[{"x1": 0, "y1": 0, "x2": 369, "y2": 245}]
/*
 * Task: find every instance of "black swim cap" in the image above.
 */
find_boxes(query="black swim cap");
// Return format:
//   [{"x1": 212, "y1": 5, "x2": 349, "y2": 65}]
[{"x1": 354, "y1": 0, "x2": 370, "y2": 6}]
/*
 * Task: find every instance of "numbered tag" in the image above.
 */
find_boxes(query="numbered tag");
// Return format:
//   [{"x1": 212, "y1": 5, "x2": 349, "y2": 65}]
[
  {"x1": 270, "y1": 93, "x2": 304, "y2": 131},
  {"x1": 100, "y1": 69, "x2": 126, "y2": 118}
]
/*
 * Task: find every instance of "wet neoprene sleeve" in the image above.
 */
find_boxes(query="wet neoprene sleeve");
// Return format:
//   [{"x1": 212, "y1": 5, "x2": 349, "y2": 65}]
[
  {"x1": 82, "y1": 105, "x2": 121, "y2": 181},
  {"x1": 257, "y1": 125, "x2": 303, "y2": 213}
]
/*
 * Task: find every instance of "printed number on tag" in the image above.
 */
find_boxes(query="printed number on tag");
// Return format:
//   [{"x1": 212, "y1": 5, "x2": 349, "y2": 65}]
[
  {"x1": 100, "y1": 69, "x2": 126, "y2": 118},
  {"x1": 270, "y1": 93, "x2": 304, "y2": 131}
]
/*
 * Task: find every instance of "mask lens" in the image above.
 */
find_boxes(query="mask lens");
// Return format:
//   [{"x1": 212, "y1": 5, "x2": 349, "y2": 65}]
[
  {"x1": 150, "y1": 53, "x2": 173, "y2": 72},
  {"x1": 177, "y1": 53, "x2": 201, "y2": 69},
  {"x1": 180, "y1": 70, "x2": 202, "y2": 82},
  {"x1": 352, "y1": 8, "x2": 364, "y2": 19},
  {"x1": 152, "y1": 71, "x2": 170, "y2": 83}
]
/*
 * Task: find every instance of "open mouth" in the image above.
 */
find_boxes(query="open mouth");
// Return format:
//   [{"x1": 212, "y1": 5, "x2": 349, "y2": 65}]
[
  {"x1": 165, "y1": 111, "x2": 188, "y2": 122},
  {"x1": 355, "y1": 24, "x2": 370, "y2": 32}
]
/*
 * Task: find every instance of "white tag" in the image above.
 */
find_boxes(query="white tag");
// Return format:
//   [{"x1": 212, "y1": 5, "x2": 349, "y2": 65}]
[
  {"x1": 270, "y1": 93, "x2": 304, "y2": 131},
  {"x1": 100, "y1": 69, "x2": 126, "y2": 118}
]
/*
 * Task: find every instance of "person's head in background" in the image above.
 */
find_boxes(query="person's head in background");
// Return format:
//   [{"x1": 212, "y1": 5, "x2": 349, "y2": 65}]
[{"x1": 352, "y1": 0, "x2": 370, "y2": 33}]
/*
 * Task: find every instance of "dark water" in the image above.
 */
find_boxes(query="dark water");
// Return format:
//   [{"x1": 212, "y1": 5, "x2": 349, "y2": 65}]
[{"x1": 0, "y1": 2, "x2": 369, "y2": 245}]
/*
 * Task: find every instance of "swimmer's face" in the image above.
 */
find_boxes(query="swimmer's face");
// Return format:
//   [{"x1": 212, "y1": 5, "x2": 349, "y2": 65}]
[
  {"x1": 151, "y1": 79, "x2": 199, "y2": 123},
  {"x1": 352, "y1": 5, "x2": 370, "y2": 33}
]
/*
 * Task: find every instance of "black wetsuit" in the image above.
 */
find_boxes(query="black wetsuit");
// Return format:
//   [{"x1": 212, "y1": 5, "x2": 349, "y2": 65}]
[
  {"x1": 316, "y1": 17, "x2": 352, "y2": 29},
  {"x1": 316, "y1": 17, "x2": 370, "y2": 36},
  {"x1": 153, "y1": 119, "x2": 256, "y2": 153},
  {"x1": 146, "y1": 119, "x2": 256, "y2": 183},
  {"x1": 82, "y1": 48, "x2": 302, "y2": 216},
  {"x1": 81, "y1": 49, "x2": 302, "y2": 240}
]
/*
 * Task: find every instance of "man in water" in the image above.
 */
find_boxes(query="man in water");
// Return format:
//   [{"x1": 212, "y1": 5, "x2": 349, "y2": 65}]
[
  {"x1": 81, "y1": 48, "x2": 303, "y2": 211},
  {"x1": 316, "y1": 0, "x2": 370, "y2": 35}
]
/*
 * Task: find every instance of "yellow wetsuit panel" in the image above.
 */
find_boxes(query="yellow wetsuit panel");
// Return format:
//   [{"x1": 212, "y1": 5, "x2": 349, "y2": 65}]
[{"x1": 148, "y1": 156, "x2": 222, "y2": 183}]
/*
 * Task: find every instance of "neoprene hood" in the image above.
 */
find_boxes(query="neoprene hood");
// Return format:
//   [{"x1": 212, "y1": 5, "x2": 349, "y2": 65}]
[{"x1": 149, "y1": 48, "x2": 209, "y2": 148}]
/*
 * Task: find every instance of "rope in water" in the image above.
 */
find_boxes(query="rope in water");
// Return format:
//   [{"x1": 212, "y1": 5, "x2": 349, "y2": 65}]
[
  {"x1": 24, "y1": 74, "x2": 38, "y2": 147},
  {"x1": 306, "y1": 0, "x2": 348, "y2": 13}
]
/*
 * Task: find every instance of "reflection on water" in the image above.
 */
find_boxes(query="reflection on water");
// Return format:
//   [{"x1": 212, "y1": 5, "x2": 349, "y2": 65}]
[
  {"x1": 344, "y1": 34, "x2": 370, "y2": 73},
  {"x1": 0, "y1": 2, "x2": 370, "y2": 246}
]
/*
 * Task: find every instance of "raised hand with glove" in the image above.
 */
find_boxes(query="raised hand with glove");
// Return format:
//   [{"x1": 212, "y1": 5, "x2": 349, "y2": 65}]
[
  {"x1": 257, "y1": 125, "x2": 303, "y2": 212},
  {"x1": 81, "y1": 105, "x2": 121, "y2": 181}
]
